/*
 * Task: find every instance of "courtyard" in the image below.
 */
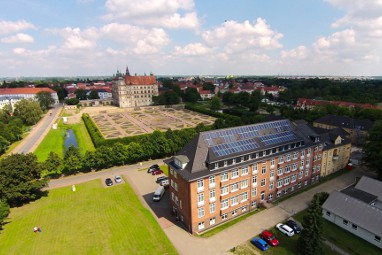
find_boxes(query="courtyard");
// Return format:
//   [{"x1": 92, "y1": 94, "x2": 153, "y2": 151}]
[{"x1": 64, "y1": 106, "x2": 216, "y2": 139}]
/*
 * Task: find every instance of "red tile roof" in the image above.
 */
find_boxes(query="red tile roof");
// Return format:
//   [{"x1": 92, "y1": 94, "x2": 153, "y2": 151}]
[
  {"x1": 124, "y1": 75, "x2": 156, "y2": 85},
  {"x1": 0, "y1": 87, "x2": 56, "y2": 95}
]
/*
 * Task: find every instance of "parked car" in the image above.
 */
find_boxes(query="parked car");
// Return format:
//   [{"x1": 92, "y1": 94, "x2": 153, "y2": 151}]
[
  {"x1": 147, "y1": 164, "x2": 160, "y2": 173},
  {"x1": 114, "y1": 175, "x2": 122, "y2": 183},
  {"x1": 276, "y1": 223, "x2": 295, "y2": 237},
  {"x1": 153, "y1": 186, "x2": 165, "y2": 201},
  {"x1": 286, "y1": 219, "x2": 302, "y2": 234},
  {"x1": 151, "y1": 169, "x2": 163, "y2": 175},
  {"x1": 250, "y1": 238, "x2": 269, "y2": 251},
  {"x1": 260, "y1": 230, "x2": 279, "y2": 246},
  {"x1": 156, "y1": 176, "x2": 168, "y2": 183},
  {"x1": 105, "y1": 178, "x2": 113, "y2": 186},
  {"x1": 160, "y1": 179, "x2": 169, "y2": 186}
]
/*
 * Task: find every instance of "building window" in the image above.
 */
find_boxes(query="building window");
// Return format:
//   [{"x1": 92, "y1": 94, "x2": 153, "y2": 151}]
[
  {"x1": 221, "y1": 199, "x2": 229, "y2": 210},
  {"x1": 261, "y1": 165, "x2": 266, "y2": 174},
  {"x1": 292, "y1": 163, "x2": 298, "y2": 171},
  {"x1": 232, "y1": 209, "x2": 238, "y2": 216},
  {"x1": 231, "y1": 196, "x2": 238, "y2": 206},
  {"x1": 222, "y1": 213, "x2": 227, "y2": 220},
  {"x1": 277, "y1": 179, "x2": 283, "y2": 188},
  {"x1": 231, "y1": 182, "x2": 239, "y2": 192},
  {"x1": 318, "y1": 154, "x2": 322, "y2": 160},
  {"x1": 241, "y1": 206, "x2": 247, "y2": 212},
  {"x1": 284, "y1": 176, "x2": 290, "y2": 185},
  {"x1": 286, "y1": 154, "x2": 291, "y2": 162},
  {"x1": 268, "y1": 194, "x2": 273, "y2": 200},
  {"x1": 221, "y1": 172, "x2": 228, "y2": 182},
  {"x1": 291, "y1": 174, "x2": 297, "y2": 183},
  {"x1": 221, "y1": 186, "x2": 229, "y2": 195},
  {"x1": 232, "y1": 158, "x2": 236, "y2": 164},
  {"x1": 198, "y1": 193, "x2": 204, "y2": 206},
  {"x1": 269, "y1": 181, "x2": 274, "y2": 190},
  {"x1": 343, "y1": 220, "x2": 348, "y2": 226},
  {"x1": 210, "y1": 203, "x2": 216, "y2": 213},
  {"x1": 326, "y1": 211, "x2": 331, "y2": 217},
  {"x1": 374, "y1": 235, "x2": 381, "y2": 243},
  {"x1": 251, "y1": 201, "x2": 257, "y2": 207},
  {"x1": 293, "y1": 152, "x2": 298, "y2": 159},
  {"x1": 261, "y1": 178, "x2": 266, "y2": 187},
  {"x1": 209, "y1": 175, "x2": 215, "y2": 188},
  {"x1": 210, "y1": 217, "x2": 216, "y2": 225},
  {"x1": 198, "y1": 207, "x2": 205, "y2": 218},
  {"x1": 232, "y1": 169, "x2": 239, "y2": 179},
  {"x1": 285, "y1": 165, "x2": 291, "y2": 173},
  {"x1": 301, "y1": 150, "x2": 305, "y2": 157},
  {"x1": 313, "y1": 156, "x2": 317, "y2": 162},
  {"x1": 305, "y1": 169, "x2": 309, "y2": 177},
  {"x1": 261, "y1": 191, "x2": 265, "y2": 201},
  {"x1": 270, "y1": 170, "x2": 275, "y2": 178},
  {"x1": 277, "y1": 191, "x2": 281, "y2": 197},
  {"x1": 252, "y1": 175, "x2": 257, "y2": 186},
  {"x1": 241, "y1": 192, "x2": 248, "y2": 202},
  {"x1": 304, "y1": 180, "x2": 308, "y2": 186},
  {"x1": 214, "y1": 163, "x2": 218, "y2": 169},
  {"x1": 224, "y1": 161, "x2": 227, "y2": 167},
  {"x1": 352, "y1": 224, "x2": 358, "y2": 230},
  {"x1": 241, "y1": 167, "x2": 249, "y2": 175},
  {"x1": 278, "y1": 167, "x2": 283, "y2": 176},
  {"x1": 279, "y1": 155, "x2": 284, "y2": 163},
  {"x1": 197, "y1": 179, "x2": 204, "y2": 192},
  {"x1": 252, "y1": 188, "x2": 257, "y2": 197},
  {"x1": 270, "y1": 159, "x2": 275, "y2": 167},
  {"x1": 307, "y1": 148, "x2": 311, "y2": 155},
  {"x1": 198, "y1": 221, "x2": 205, "y2": 230},
  {"x1": 252, "y1": 163, "x2": 258, "y2": 174},
  {"x1": 241, "y1": 179, "x2": 248, "y2": 188},
  {"x1": 209, "y1": 189, "x2": 216, "y2": 202}
]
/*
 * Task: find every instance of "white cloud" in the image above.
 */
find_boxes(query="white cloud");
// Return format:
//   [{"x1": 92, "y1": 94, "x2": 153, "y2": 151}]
[
  {"x1": 281, "y1": 46, "x2": 308, "y2": 60},
  {"x1": 0, "y1": 20, "x2": 35, "y2": 35},
  {"x1": 202, "y1": 18, "x2": 283, "y2": 54},
  {"x1": 100, "y1": 23, "x2": 169, "y2": 54},
  {"x1": 173, "y1": 43, "x2": 212, "y2": 56},
  {"x1": 103, "y1": 0, "x2": 199, "y2": 29},
  {"x1": 1, "y1": 33, "x2": 34, "y2": 43},
  {"x1": 47, "y1": 27, "x2": 98, "y2": 50}
]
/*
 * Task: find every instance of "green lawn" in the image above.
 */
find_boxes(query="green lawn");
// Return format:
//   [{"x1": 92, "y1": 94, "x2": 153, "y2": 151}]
[
  {"x1": 34, "y1": 119, "x2": 95, "y2": 162},
  {"x1": 0, "y1": 179, "x2": 177, "y2": 255}
]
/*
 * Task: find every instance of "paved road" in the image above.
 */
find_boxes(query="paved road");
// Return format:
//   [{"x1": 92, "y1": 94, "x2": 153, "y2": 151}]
[
  {"x1": 11, "y1": 104, "x2": 62, "y2": 154},
  {"x1": 47, "y1": 161, "x2": 369, "y2": 255}
]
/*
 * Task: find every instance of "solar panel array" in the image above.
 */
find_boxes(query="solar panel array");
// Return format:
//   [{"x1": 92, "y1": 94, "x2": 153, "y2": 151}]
[
  {"x1": 259, "y1": 131, "x2": 298, "y2": 146},
  {"x1": 202, "y1": 120, "x2": 296, "y2": 157},
  {"x1": 211, "y1": 139, "x2": 260, "y2": 157},
  {"x1": 203, "y1": 120, "x2": 293, "y2": 146}
]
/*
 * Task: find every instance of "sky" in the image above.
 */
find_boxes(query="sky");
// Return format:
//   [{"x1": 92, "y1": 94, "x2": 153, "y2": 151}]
[{"x1": 1, "y1": 0, "x2": 382, "y2": 77}]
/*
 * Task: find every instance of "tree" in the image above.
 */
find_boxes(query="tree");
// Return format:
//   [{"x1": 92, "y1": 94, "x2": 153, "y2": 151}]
[
  {"x1": 13, "y1": 99, "x2": 43, "y2": 125},
  {"x1": 65, "y1": 98, "x2": 79, "y2": 105},
  {"x1": 210, "y1": 96, "x2": 222, "y2": 111},
  {"x1": 88, "y1": 90, "x2": 100, "y2": 100},
  {"x1": 40, "y1": 152, "x2": 63, "y2": 178},
  {"x1": 62, "y1": 145, "x2": 83, "y2": 175},
  {"x1": 0, "y1": 200, "x2": 9, "y2": 228},
  {"x1": 298, "y1": 195, "x2": 324, "y2": 255},
  {"x1": 203, "y1": 82, "x2": 215, "y2": 92},
  {"x1": 0, "y1": 153, "x2": 47, "y2": 207},
  {"x1": 364, "y1": 120, "x2": 382, "y2": 179},
  {"x1": 0, "y1": 136, "x2": 10, "y2": 154},
  {"x1": 74, "y1": 89, "x2": 88, "y2": 100},
  {"x1": 35, "y1": 91, "x2": 55, "y2": 111},
  {"x1": 183, "y1": 88, "x2": 201, "y2": 103}
]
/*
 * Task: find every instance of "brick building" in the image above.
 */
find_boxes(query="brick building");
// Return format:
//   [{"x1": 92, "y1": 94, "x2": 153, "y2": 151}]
[{"x1": 165, "y1": 119, "x2": 323, "y2": 234}]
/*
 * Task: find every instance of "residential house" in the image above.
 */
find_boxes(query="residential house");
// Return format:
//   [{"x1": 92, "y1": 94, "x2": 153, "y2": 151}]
[
  {"x1": 313, "y1": 115, "x2": 374, "y2": 145},
  {"x1": 322, "y1": 176, "x2": 382, "y2": 249}
]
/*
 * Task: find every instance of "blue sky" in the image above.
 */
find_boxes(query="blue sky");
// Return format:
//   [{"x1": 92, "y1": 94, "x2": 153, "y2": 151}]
[{"x1": 1, "y1": 0, "x2": 381, "y2": 77}]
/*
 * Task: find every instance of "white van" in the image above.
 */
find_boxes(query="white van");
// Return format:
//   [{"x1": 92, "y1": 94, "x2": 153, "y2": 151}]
[{"x1": 153, "y1": 186, "x2": 165, "y2": 201}]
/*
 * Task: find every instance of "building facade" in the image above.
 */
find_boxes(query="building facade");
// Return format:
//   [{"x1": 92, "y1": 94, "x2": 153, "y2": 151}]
[
  {"x1": 165, "y1": 119, "x2": 323, "y2": 234},
  {"x1": 322, "y1": 176, "x2": 382, "y2": 249},
  {"x1": 0, "y1": 87, "x2": 59, "y2": 110},
  {"x1": 111, "y1": 68, "x2": 158, "y2": 108},
  {"x1": 314, "y1": 128, "x2": 351, "y2": 177}
]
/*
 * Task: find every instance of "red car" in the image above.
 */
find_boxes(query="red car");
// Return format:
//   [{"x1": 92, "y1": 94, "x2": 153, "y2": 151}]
[
  {"x1": 260, "y1": 230, "x2": 279, "y2": 246},
  {"x1": 151, "y1": 169, "x2": 163, "y2": 175}
]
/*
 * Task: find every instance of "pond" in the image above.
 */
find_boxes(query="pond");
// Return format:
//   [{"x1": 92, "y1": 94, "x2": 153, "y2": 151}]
[{"x1": 64, "y1": 129, "x2": 78, "y2": 149}]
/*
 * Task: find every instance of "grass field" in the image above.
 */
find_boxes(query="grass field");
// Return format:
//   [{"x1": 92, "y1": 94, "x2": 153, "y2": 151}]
[
  {"x1": 34, "y1": 119, "x2": 95, "y2": 162},
  {"x1": 0, "y1": 179, "x2": 177, "y2": 255}
]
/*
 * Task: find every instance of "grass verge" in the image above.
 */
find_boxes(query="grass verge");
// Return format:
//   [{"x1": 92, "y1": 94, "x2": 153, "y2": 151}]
[{"x1": 0, "y1": 179, "x2": 177, "y2": 255}]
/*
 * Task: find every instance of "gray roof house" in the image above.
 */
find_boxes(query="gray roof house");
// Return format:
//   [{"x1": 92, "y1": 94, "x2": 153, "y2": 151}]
[{"x1": 322, "y1": 176, "x2": 382, "y2": 249}]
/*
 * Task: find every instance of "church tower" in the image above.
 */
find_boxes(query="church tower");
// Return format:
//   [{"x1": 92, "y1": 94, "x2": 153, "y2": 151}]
[{"x1": 125, "y1": 65, "x2": 130, "y2": 76}]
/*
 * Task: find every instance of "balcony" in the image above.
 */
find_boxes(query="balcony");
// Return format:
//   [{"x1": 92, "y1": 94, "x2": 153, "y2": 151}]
[
  {"x1": 270, "y1": 165, "x2": 275, "y2": 169},
  {"x1": 209, "y1": 197, "x2": 216, "y2": 203},
  {"x1": 197, "y1": 201, "x2": 204, "y2": 207},
  {"x1": 300, "y1": 166, "x2": 304, "y2": 170},
  {"x1": 270, "y1": 176, "x2": 275, "y2": 182},
  {"x1": 252, "y1": 183, "x2": 258, "y2": 188},
  {"x1": 209, "y1": 183, "x2": 216, "y2": 189},
  {"x1": 197, "y1": 187, "x2": 204, "y2": 193},
  {"x1": 252, "y1": 170, "x2": 258, "y2": 175}
]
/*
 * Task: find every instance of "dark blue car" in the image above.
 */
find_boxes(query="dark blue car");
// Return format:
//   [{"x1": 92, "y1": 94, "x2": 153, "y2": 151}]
[{"x1": 250, "y1": 237, "x2": 269, "y2": 251}]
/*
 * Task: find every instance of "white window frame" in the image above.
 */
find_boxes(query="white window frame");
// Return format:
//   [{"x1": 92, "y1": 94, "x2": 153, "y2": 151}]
[{"x1": 198, "y1": 207, "x2": 204, "y2": 218}]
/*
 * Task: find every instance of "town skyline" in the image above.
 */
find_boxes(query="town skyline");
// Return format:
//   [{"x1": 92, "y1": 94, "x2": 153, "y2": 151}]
[{"x1": 1, "y1": 0, "x2": 382, "y2": 77}]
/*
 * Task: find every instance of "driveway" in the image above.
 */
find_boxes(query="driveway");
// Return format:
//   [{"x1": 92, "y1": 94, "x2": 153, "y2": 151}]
[{"x1": 48, "y1": 162, "x2": 369, "y2": 255}]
